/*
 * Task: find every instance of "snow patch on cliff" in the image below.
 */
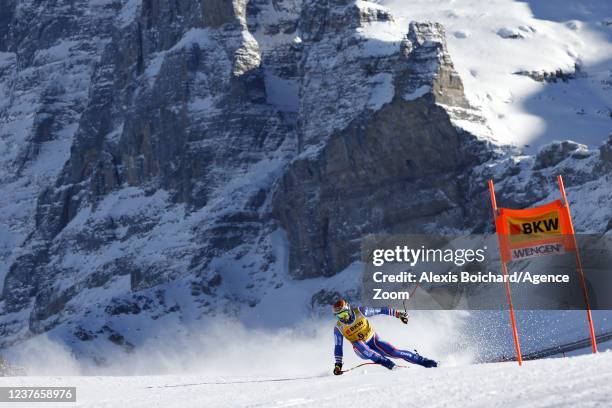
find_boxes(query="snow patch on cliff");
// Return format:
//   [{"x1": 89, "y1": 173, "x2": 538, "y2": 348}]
[
  {"x1": 367, "y1": 73, "x2": 395, "y2": 110},
  {"x1": 117, "y1": 0, "x2": 142, "y2": 28},
  {"x1": 404, "y1": 85, "x2": 430, "y2": 101},
  {"x1": 264, "y1": 72, "x2": 299, "y2": 112}
]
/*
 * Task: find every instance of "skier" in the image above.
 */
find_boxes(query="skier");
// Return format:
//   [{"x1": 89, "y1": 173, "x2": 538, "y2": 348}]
[{"x1": 332, "y1": 299, "x2": 438, "y2": 375}]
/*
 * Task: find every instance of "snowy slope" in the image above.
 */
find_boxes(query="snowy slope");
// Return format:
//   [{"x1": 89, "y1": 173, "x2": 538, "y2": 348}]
[
  {"x1": 380, "y1": 0, "x2": 612, "y2": 151},
  {"x1": 2, "y1": 352, "x2": 612, "y2": 407}
]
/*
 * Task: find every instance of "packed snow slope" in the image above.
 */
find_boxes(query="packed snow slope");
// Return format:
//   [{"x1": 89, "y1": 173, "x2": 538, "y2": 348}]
[{"x1": 2, "y1": 352, "x2": 612, "y2": 407}]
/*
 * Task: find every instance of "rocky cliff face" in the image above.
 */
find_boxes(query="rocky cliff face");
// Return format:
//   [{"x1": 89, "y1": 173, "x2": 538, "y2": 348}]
[
  {"x1": 273, "y1": 17, "x2": 493, "y2": 279},
  {"x1": 0, "y1": 0, "x2": 610, "y2": 354}
]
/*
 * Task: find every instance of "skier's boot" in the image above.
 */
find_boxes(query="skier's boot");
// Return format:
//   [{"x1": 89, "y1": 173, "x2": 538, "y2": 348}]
[
  {"x1": 421, "y1": 357, "x2": 438, "y2": 368},
  {"x1": 412, "y1": 351, "x2": 438, "y2": 368},
  {"x1": 379, "y1": 358, "x2": 396, "y2": 370}
]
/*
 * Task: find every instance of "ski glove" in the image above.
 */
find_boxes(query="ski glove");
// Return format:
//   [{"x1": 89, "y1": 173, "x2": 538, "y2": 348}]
[
  {"x1": 396, "y1": 311, "x2": 409, "y2": 324},
  {"x1": 333, "y1": 363, "x2": 343, "y2": 375}
]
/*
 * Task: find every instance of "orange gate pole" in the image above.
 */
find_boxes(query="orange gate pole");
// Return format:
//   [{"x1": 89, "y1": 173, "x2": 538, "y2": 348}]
[
  {"x1": 557, "y1": 175, "x2": 597, "y2": 353},
  {"x1": 489, "y1": 180, "x2": 523, "y2": 365}
]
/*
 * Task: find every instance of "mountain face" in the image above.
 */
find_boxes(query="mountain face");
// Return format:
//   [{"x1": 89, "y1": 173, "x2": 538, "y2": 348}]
[{"x1": 0, "y1": 0, "x2": 610, "y2": 354}]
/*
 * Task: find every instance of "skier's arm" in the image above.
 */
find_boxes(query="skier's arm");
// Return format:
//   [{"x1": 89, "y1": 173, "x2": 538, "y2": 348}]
[
  {"x1": 359, "y1": 306, "x2": 397, "y2": 317},
  {"x1": 359, "y1": 307, "x2": 409, "y2": 323},
  {"x1": 334, "y1": 326, "x2": 344, "y2": 364}
]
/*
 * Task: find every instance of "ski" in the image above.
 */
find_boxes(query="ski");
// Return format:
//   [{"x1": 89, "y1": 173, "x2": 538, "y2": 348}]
[{"x1": 341, "y1": 362, "x2": 409, "y2": 373}]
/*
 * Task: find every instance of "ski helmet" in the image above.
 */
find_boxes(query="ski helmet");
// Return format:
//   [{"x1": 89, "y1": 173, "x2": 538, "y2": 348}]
[{"x1": 332, "y1": 299, "x2": 351, "y2": 321}]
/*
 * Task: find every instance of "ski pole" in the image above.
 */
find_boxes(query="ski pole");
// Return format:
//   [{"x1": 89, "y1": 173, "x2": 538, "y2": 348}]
[
  {"x1": 401, "y1": 282, "x2": 419, "y2": 319},
  {"x1": 408, "y1": 283, "x2": 420, "y2": 304}
]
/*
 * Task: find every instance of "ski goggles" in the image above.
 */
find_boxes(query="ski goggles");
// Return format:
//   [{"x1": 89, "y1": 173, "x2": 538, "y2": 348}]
[{"x1": 335, "y1": 310, "x2": 350, "y2": 320}]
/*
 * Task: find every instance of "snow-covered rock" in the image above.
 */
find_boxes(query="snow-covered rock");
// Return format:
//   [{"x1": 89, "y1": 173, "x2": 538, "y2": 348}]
[{"x1": 497, "y1": 27, "x2": 525, "y2": 39}]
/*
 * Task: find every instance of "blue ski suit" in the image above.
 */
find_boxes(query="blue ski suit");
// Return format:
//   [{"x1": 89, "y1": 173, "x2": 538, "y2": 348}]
[{"x1": 334, "y1": 307, "x2": 428, "y2": 368}]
